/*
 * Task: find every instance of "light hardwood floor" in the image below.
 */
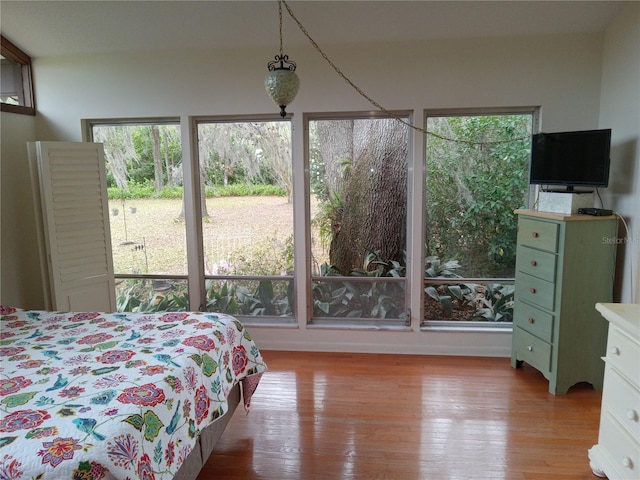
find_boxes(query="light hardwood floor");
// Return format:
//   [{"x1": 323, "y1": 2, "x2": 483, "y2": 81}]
[{"x1": 198, "y1": 351, "x2": 603, "y2": 479}]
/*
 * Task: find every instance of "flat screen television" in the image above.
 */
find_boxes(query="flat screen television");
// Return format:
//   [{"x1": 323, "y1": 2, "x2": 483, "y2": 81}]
[{"x1": 529, "y1": 128, "x2": 611, "y2": 191}]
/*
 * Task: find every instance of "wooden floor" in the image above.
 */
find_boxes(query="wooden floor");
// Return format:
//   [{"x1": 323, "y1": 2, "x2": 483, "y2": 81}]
[{"x1": 198, "y1": 351, "x2": 603, "y2": 479}]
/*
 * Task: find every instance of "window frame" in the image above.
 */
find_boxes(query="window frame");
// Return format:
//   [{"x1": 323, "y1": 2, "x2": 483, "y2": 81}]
[
  {"x1": 305, "y1": 110, "x2": 414, "y2": 327},
  {"x1": 192, "y1": 113, "x2": 297, "y2": 325},
  {"x1": 421, "y1": 106, "x2": 540, "y2": 330},
  {"x1": 1, "y1": 35, "x2": 35, "y2": 115}
]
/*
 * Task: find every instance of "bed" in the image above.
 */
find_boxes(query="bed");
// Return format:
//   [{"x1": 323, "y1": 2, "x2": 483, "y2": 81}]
[{"x1": 0, "y1": 306, "x2": 266, "y2": 480}]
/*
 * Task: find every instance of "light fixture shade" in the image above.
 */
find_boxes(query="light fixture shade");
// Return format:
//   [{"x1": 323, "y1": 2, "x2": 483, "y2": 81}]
[{"x1": 265, "y1": 68, "x2": 299, "y2": 117}]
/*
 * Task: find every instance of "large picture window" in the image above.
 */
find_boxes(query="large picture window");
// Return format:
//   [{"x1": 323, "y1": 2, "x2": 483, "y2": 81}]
[
  {"x1": 195, "y1": 117, "x2": 295, "y2": 321},
  {"x1": 307, "y1": 113, "x2": 410, "y2": 325},
  {"x1": 423, "y1": 109, "x2": 536, "y2": 326},
  {"x1": 90, "y1": 117, "x2": 295, "y2": 321},
  {"x1": 87, "y1": 107, "x2": 536, "y2": 333},
  {"x1": 90, "y1": 120, "x2": 188, "y2": 312}
]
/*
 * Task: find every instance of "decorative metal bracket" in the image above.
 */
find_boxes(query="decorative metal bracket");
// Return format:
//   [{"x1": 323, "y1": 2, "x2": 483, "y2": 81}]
[{"x1": 267, "y1": 54, "x2": 297, "y2": 72}]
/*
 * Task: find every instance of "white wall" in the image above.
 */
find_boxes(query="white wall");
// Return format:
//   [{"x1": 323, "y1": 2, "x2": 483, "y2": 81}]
[
  {"x1": 4, "y1": 26, "x2": 636, "y2": 354},
  {"x1": 599, "y1": 2, "x2": 640, "y2": 304},
  {"x1": 0, "y1": 111, "x2": 45, "y2": 308},
  {"x1": 32, "y1": 33, "x2": 604, "y2": 139}
]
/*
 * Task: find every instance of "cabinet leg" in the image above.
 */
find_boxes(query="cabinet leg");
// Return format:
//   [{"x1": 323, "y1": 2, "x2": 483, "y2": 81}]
[{"x1": 515, "y1": 359, "x2": 523, "y2": 368}]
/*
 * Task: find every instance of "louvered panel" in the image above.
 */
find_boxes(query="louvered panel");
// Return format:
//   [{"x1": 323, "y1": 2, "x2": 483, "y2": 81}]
[
  {"x1": 60, "y1": 261, "x2": 109, "y2": 284},
  {"x1": 56, "y1": 235, "x2": 107, "y2": 251},
  {"x1": 51, "y1": 216, "x2": 106, "y2": 228},
  {"x1": 51, "y1": 190, "x2": 104, "y2": 203},
  {"x1": 49, "y1": 171, "x2": 102, "y2": 181},
  {"x1": 56, "y1": 237, "x2": 107, "y2": 254},
  {"x1": 50, "y1": 177, "x2": 102, "y2": 188},
  {"x1": 55, "y1": 231, "x2": 108, "y2": 244},
  {"x1": 57, "y1": 244, "x2": 109, "y2": 263},
  {"x1": 51, "y1": 186, "x2": 102, "y2": 196},
  {"x1": 59, "y1": 257, "x2": 109, "y2": 276},
  {"x1": 52, "y1": 209, "x2": 105, "y2": 221},
  {"x1": 34, "y1": 141, "x2": 116, "y2": 312},
  {"x1": 55, "y1": 231, "x2": 107, "y2": 245}
]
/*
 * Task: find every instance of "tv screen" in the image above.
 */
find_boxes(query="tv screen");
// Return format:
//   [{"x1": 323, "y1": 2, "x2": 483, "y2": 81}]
[{"x1": 529, "y1": 128, "x2": 611, "y2": 189}]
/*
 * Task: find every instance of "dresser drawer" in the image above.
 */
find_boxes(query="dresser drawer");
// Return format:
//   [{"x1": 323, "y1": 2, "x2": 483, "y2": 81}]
[
  {"x1": 607, "y1": 327, "x2": 640, "y2": 383},
  {"x1": 512, "y1": 327, "x2": 551, "y2": 374},
  {"x1": 515, "y1": 272, "x2": 555, "y2": 311},
  {"x1": 518, "y1": 217, "x2": 559, "y2": 253},
  {"x1": 602, "y1": 365, "x2": 640, "y2": 441},
  {"x1": 598, "y1": 411, "x2": 640, "y2": 480},
  {"x1": 514, "y1": 299, "x2": 554, "y2": 343},
  {"x1": 516, "y1": 245, "x2": 557, "y2": 282}
]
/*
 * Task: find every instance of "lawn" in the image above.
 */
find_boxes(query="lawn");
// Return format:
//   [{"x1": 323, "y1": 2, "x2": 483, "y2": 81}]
[{"x1": 108, "y1": 196, "x2": 323, "y2": 276}]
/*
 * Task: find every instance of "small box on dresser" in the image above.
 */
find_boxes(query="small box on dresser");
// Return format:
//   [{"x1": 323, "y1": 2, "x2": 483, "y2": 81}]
[{"x1": 589, "y1": 303, "x2": 640, "y2": 480}]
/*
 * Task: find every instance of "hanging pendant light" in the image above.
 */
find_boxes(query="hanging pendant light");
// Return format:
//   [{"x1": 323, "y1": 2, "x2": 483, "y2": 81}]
[{"x1": 265, "y1": 0, "x2": 299, "y2": 117}]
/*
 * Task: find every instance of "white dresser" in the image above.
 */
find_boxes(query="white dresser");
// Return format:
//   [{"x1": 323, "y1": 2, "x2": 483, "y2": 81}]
[{"x1": 589, "y1": 303, "x2": 640, "y2": 480}]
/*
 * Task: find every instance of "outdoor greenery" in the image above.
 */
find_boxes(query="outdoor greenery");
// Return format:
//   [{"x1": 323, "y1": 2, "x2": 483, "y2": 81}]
[
  {"x1": 115, "y1": 278, "x2": 294, "y2": 316},
  {"x1": 99, "y1": 114, "x2": 530, "y2": 322},
  {"x1": 425, "y1": 114, "x2": 532, "y2": 278},
  {"x1": 108, "y1": 182, "x2": 286, "y2": 200}
]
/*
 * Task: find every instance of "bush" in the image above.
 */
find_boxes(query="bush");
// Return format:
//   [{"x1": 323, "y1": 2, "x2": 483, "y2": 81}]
[{"x1": 108, "y1": 182, "x2": 287, "y2": 200}]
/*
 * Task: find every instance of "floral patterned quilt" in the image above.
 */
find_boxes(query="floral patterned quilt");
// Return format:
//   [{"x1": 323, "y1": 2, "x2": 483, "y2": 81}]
[{"x1": 0, "y1": 306, "x2": 266, "y2": 480}]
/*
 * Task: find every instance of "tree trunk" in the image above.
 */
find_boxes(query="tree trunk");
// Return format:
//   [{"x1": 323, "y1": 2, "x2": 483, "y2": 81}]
[
  {"x1": 328, "y1": 119, "x2": 408, "y2": 274},
  {"x1": 163, "y1": 127, "x2": 173, "y2": 187},
  {"x1": 152, "y1": 125, "x2": 163, "y2": 191},
  {"x1": 317, "y1": 120, "x2": 354, "y2": 198},
  {"x1": 177, "y1": 177, "x2": 209, "y2": 219}
]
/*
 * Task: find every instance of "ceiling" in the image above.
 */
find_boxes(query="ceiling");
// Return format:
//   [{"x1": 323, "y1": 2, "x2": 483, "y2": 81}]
[{"x1": 0, "y1": 1, "x2": 626, "y2": 59}]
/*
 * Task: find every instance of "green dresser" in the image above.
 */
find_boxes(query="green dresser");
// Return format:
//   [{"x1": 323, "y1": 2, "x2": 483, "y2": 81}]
[{"x1": 511, "y1": 209, "x2": 618, "y2": 395}]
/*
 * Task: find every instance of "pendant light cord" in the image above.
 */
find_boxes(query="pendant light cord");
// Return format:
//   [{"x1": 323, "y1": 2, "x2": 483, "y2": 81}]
[
  {"x1": 281, "y1": 0, "x2": 528, "y2": 146},
  {"x1": 278, "y1": 0, "x2": 284, "y2": 58}
]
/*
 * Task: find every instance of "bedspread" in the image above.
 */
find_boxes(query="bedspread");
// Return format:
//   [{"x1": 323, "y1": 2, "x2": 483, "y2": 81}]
[{"x1": 0, "y1": 306, "x2": 266, "y2": 480}]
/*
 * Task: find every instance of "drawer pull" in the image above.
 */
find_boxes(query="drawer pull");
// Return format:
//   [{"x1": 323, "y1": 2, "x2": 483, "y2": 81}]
[
  {"x1": 610, "y1": 346, "x2": 621, "y2": 356},
  {"x1": 532, "y1": 232, "x2": 539, "y2": 238},
  {"x1": 527, "y1": 345, "x2": 533, "y2": 352},
  {"x1": 622, "y1": 456, "x2": 633, "y2": 469},
  {"x1": 530, "y1": 260, "x2": 537, "y2": 267},
  {"x1": 627, "y1": 409, "x2": 638, "y2": 422},
  {"x1": 528, "y1": 317, "x2": 535, "y2": 324},
  {"x1": 529, "y1": 288, "x2": 536, "y2": 294}
]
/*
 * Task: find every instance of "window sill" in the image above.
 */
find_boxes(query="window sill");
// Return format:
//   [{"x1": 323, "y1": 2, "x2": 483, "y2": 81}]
[
  {"x1": 421, "y1": 322, "x2": 513, "y2": 333},
  {"x1": 306, "y1": 323, "x2": 412, "y2": 333}
]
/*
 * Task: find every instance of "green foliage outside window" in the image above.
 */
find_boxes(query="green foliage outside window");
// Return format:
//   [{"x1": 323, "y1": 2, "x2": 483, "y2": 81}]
[{"x1": 426, "y1": 114, "x2": 532, "y2": 278}]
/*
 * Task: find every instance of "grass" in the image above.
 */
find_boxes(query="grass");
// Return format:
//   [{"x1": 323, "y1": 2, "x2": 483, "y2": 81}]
[{"x1": 108, "y1": 196, "x2": 324, "y2": 275}]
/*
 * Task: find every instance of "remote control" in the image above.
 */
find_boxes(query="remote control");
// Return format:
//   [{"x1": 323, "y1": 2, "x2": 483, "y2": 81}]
[{"x1": 578, "y1": 208, "x2": 613, "y2": 216}]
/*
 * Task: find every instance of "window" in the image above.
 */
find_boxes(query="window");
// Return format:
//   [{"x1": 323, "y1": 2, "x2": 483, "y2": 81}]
[
  {"x1": 87, "y1": 107, "x2": 536, "y2": 332},
  {"x1": 1, "y1": 35, "x2": 35, "y2": 115},
  {"x1": 90, "y1": 120, "x2": 188, "y2": 312},
  {"x1": 89, "y1": 116, "x2": 295, "y2": 319},
  {"x1": 423, "y1": 109, "x2": 537, "y2": 326},
  {"x1": 195, "y1": 117, "x2": 295, "y2": 322},
  {"x1": 307, "y1": 113, "x2": 411, "y2": 326}
]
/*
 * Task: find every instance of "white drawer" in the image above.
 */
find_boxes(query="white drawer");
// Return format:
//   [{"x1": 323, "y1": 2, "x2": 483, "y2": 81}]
[
  {"x1": 606, "y1": 326, "x2": 640, "y2": 383},
  {"x1": 598, "y1": 411, "x2": 640, "y2": 480},
  {"x1": 602, "y1": 366, "x2": 640, "y2": 441}
]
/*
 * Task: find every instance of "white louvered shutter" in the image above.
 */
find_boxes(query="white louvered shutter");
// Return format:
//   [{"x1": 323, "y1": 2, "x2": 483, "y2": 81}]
[{"x1": 31, "y1": 141, "x2": 116, "y2": 312}]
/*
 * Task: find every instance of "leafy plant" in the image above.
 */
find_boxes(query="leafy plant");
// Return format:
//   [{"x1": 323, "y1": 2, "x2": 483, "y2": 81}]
[
  {"x1": 312, "y1": 250, "x2": 406, "y2": 319},
  {"x1": 471, "y1": 283, "x2": 515, "y2": 322},
  {"x1": 116, "y1": 279, "x2": 189, "y2": 313},
  {"x1": 423, "y1": 255, "x2": 471, "y2": 318}
]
